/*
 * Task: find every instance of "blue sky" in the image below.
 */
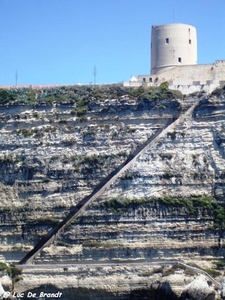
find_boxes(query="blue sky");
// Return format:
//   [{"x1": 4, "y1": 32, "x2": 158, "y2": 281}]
[{"x1": 0, "y1": 0, "x2": 225, "y2": 85}]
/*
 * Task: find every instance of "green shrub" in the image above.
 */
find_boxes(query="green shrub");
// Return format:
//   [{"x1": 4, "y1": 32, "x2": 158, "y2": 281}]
[
  {"x1": 82, "y1": 241, "x2": 121, "y2": 248},
  {"x1": 27, "y1": 89, "x2": 37, "y2": 101},
  {"x1": 28, "y1": 217, "x2": 58, "y2": 225},
  {"x1": 213, "y1": 205, "x2": 225, "y2": 230},
  {"x1": 76, "y1": 98, "x2": 87, "y2": 114},
  {"x1": 0, "y1": 89, "x2": 10, "y2": 104},
  {"x1": 105, "y1": 198, "x2": 125, "y2": 211},
  {"x1": 0, "y1": 263, "x2": 22, "y2": 281},
  {"x1": 158, "y1": 196, "x2": 218, "y2": 215},
  {"x1": 170, "y1": 89, "x2": 183, "y2": 99},
  {"x1": 203, "y1": 268, "x2": 221, "y2": 278},
  {"x1": 2, "y1": 207, "x2": 11, "y2": 212},
  {"x1": 71, "y1": 108, "x2": 77, "y2": 115},
  {"x1": 33, "y1": 130, "x2": 44, "y2": 138},
  {"x1": 18, "y1": 128, "x2": 33, "y2": 137},
  {"x1": 45, "y1": 95, "x2": 56, "y2": 104},
  {"x1": 104, "y1": 197, "x2": 154, "y2": 212},
  {"x1": 77, "y1": 115, "x2": 87, "y2": 122},
  {"x1": 104, "y1": 196, "x2": 221, "y2": 216},
  {"x1": 0, "y1": 89, "x2": 16, "y2": 104},
  {"x1": 0, "y1": 262, "x2": 9, "y2": 272},
  {"x1": 213, "y1": 261, "x2": 225, "y2": 270},
  {"x1": 129, "y1": 86, "x2": 146, "y2": 98},
  {"x1": 159, "y1": 81, "x2": 169, "y2": 93}
]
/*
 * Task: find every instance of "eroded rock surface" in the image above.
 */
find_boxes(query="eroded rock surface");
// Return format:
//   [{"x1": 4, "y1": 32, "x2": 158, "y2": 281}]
[{"x1": 0, "y1": 86, "x2": 225, "y2": 299}]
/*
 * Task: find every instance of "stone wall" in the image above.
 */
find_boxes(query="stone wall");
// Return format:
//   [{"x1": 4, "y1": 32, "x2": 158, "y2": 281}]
[{"x1": 124, "y1": 60, "x2": 225, "y2": 94}]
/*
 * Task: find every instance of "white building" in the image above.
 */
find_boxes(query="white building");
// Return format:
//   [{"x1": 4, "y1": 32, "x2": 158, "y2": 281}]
[{"x1": 124, "y1": 23, "x2": 225, "y2": 94}]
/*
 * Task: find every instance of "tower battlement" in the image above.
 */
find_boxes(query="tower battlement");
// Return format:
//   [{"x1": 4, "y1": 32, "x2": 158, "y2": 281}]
[{"x1": 124, "y1": 23, "x2": 225, "y2": 94}]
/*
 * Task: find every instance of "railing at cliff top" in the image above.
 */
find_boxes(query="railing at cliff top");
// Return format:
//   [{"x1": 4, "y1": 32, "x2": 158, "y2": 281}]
[{"x1": 18, "y1": 99, "x2": 199, "y2": 265}]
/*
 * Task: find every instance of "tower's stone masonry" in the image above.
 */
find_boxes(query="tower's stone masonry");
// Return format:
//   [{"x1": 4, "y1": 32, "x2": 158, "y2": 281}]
[{"x1": 124, "y1": 23, "x2": 225, "y2": 94}]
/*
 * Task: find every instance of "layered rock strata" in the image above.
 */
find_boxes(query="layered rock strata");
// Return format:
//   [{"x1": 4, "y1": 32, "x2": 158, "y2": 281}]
[{"x1": 0, "y1": 86, "x2": 225, "y2": 299}]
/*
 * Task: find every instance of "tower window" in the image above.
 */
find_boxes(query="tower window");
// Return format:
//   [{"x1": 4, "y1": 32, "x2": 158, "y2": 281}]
[
  {"x1": 178, "y1": 57, "x2": 182, "y2": 63},
  {"x1": 189, "y1": 39, "x2": 191, "y2": 44},
  {"x1": 166, "y1": 38, "x2": 169, "y2": 44}
]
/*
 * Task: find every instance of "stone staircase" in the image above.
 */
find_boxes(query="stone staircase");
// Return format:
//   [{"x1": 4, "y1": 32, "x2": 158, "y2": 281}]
[
  {"x1": 182, "y1": 97, "x2": 199, "y2": 112},
  {"x1": 19, "y1": 98, "x2": 200, "y2": 265}
]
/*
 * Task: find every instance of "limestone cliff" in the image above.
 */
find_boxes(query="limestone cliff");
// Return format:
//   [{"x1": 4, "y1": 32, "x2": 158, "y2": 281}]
[{"x1": 0, "y1": 85, "x2": 225, "y2": 299}]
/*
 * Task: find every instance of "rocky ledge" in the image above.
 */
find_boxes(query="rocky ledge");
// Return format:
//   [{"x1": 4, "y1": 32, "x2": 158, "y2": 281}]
[{"x1": 0, "y1": 84, "x2": 225, "y2": 299}]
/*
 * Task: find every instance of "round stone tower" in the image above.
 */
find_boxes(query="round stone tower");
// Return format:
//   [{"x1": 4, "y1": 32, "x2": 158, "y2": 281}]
[{"x1": 151, "y1": 23, "x2": 197, "y2": 74}]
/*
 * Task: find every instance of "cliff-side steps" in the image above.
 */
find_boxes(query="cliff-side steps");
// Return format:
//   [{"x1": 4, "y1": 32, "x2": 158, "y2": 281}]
[
  {"x1": 178, "y1": 262, "x2": 221, "y2": 288},
  {"x1": 18, "y1": 99, "x2": 200, "y2": 265}
]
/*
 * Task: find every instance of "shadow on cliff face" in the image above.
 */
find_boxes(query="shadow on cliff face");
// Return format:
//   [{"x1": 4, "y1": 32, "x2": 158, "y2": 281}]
[
  {"x1": 126, "y1": 282, "x2": 178, "y2": 300},
  {"x1": 22, "y1": 285, "x2": 121, "y2": 300},
  {"x1": 22, "y1": 283, "x2": 179, "y2": 300},
  {"x1": 156, "y1": 282, "x2": 179, "y2": 300}
]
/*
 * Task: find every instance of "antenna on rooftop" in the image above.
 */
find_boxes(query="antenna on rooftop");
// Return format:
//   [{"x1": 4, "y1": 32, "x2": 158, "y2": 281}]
[{"x1": 93, "y1": 66, "x2": 97, "y2": 85}]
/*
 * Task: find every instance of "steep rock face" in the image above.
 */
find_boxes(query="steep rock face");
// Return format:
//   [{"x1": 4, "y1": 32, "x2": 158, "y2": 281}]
[
  {"x1": 47, "y1": 95, "x2": 225, "y2": 262},
  {"x1": 11, "y1": 264, "x2": 220, "y2": 300},
  {"x1": 0, "y1": 86, "x2": 225, "y2": 299},
  {"x1": 0, "y1": 87, "x2": 183, "y2": 256}
]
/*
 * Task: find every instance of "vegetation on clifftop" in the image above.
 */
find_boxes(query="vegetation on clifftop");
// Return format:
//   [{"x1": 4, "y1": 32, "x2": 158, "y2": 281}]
[
  {"x1": 0, "y1": 83, "x2": 182, "y2": 107},
  {"x1": 0, "y1": 83, "x2": 223, "y2": 107},
  {"x1": 129, "y1": 83, "x2": 183, "y2": 100}
]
